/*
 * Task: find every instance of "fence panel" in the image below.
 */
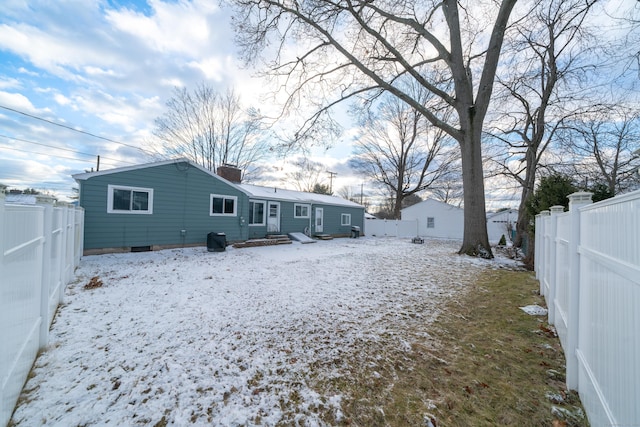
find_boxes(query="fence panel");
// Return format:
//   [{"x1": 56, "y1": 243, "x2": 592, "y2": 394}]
[
  {"x1": 536, "y1": 190, "x2": 640, "y2": 427},
  {"x1": 0, "y1": 204, "x2": 44, "y2": 427},
  {"x1": 365, "y1": 219, "x2": 418, "y2": 238},
  {"x1": 553, "y1": 212, "x2": 571, "y2": 350},
  {"x1": 576, "y1": 192, "x2": 640, "y2": 427},
  {"x1": 0, "y1": 190, "x2": 84, "y2": 427}
]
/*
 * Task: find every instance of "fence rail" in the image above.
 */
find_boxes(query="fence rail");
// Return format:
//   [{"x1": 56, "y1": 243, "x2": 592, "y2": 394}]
[
  {"x1": 535, "y1": 190, "x2": 640, "y2": 427},
  {"x1": 0, "y1": 187, "x2": 84, "y2": 427}
]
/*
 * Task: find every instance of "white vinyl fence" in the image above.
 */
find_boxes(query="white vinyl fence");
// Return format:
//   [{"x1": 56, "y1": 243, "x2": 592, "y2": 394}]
[
  {"x1": 0, "y1": 187, "x2": 84, "y2": 427},
  {"x1": 535, "y1": 190, "x2": 640, "y2": 427},
  {"x1": 365, "y1": 218, "x2": 420, "y2": 238}
]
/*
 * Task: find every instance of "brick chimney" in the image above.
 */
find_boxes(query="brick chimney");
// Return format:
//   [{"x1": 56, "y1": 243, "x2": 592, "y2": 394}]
[{"x1": 217, "y1": 164, "x2": 242, "y2": 183}]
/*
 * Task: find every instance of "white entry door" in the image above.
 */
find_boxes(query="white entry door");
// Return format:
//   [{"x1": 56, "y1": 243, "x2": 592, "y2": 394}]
[
  {"x1": 315, "y1": 207, "x2": 324, "y2": 233},
  {"x1": 267, "y1": 201, "x2": 280, "y2": 233}
]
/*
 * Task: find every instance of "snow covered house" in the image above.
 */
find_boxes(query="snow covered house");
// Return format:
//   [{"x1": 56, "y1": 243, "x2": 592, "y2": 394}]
[
  {"x1": 486, "y1": 208, "x2": 519, "y2": 244},
  {"x1": 400, "y1": 198, "x2": 520, "y2": 243},
  {"x1": 400, "y1": 198, "x2": 464, "y2": 239},
  {"x1": 73, "y1": 158, "x2": 365, "y2": 254}
]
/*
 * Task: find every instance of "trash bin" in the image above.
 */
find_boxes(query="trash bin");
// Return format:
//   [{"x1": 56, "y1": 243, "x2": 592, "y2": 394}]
[
  {"x1": 207, "y1": 232, "x2": 226, "y2": 252},
  {"x1": 350, "y1": 226, "x2": 360, "y2": 238}
]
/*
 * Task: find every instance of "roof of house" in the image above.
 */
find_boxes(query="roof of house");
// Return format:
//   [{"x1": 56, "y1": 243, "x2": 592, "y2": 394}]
[
  {"x1": 72, "y1": 158, "x2": 363, "y2": 209},
  {"x1": 238, "y1": 183, "x2": 363, "y2": 208},
  {"x1": 400, "y1": 198, "x2": 464, "y2": 213},
  {"x1": 486, "y1": 208, "x2": 518, "y2": 220},
  {"x1": 72, "y1": 158, "x2": 236, "y2": 184}
]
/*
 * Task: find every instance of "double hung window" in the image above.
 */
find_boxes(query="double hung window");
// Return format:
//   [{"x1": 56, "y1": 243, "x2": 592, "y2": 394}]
[
  {"x1": 294, "y1": 203, "x2": 310, "y2": 218},
  {"x1": 210, "y1": 194, "x2": 237, "y2": 216}
]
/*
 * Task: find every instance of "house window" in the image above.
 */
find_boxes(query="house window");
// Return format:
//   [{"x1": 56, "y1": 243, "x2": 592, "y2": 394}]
[
  {"x1": 294, "y1": 203, "x2": 310, "y2": 218},
  {"x1": 427, "y1": 217, "x2": 435, "y2": 228},
  {"x1": 249, "y1": 200, "x2": 265, "y2": 225},
  {"x1": 107, "y1": 185, "x2": 153, "y2": 214},
  {"x1": 210, "y1": 194, "x2": 237, "y2": 216},
  {"x1": 341, "y1": 213, "x2": 351, "y2": 226}
]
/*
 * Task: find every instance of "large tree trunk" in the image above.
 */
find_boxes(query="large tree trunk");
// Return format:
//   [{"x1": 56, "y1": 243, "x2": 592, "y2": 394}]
[
  {"x1": 459, "y1": 131, "x2": 492, "y2": 258},
  {"x1": 514, "y1": 147, "x2": 537, "y2": 248},
  {"x1": 393, "y1": 192, "x2": 403, "y2": 220}
]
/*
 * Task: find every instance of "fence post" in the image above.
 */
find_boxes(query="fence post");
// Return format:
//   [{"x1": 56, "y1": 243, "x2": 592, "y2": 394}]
[
  {"x1": 566, "y1": 192, "x2": 592, "y2": 391},
  {"x1": 36, "y1": 195, "x2": 56, "y2": 349},
  {"x1": 536, "y1": 210, "x2": 550, "y2": 290},
  {"x1": 547, "y1": 206, "x2": 564, "y2": 325}
]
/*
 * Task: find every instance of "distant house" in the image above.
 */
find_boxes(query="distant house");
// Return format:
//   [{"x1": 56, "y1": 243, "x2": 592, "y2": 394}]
[
  {"x1": 400, "y1": 198, "x2": 464, "y2": 239},
  {"x1": 486, "y1": 208, "x2": 518, "y2": 243},
  {"x1": 72, "y1": 158, "x2": 365, "y2": 254}
]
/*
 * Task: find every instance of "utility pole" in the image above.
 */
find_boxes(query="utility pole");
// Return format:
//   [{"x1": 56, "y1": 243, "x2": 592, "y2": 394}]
[
  {"x1": 96, "y1": 155, "x2": 100, "y2": 172},
  {"x1": 327, "y1": 171, "x2": 337, "y2": 193}
]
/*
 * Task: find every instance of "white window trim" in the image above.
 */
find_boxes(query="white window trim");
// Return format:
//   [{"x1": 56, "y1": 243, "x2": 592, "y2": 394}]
[
  {"x1": 341, "y1": 213, "x2": 351, "y2": 226},
  {"x1": 210, "y1": 194, "x2": 237, "y2": 216},
  {"x1": 107, "y1": 184, "x2": 154, "y2": 214},
  {"x1": 427, "y1": 217, "x2": 435, "y2": 228},
  {"x1": 249, "y1": 200, "x2": 266, "y2": 226},
  {"x1": 294, "y1": 203, "x2": 311, "y2": 218}
]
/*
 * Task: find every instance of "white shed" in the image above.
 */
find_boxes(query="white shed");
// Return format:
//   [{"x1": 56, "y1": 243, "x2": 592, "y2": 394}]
[
  {"x1": 401, "y1": 198, "x2": 464, "y2": 239},
  {"x1": 486, "y1": 208, "x2": 519, "y2": 244}
]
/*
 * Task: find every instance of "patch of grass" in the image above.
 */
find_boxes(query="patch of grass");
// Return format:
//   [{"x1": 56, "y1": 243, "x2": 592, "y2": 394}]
[{"x1": 315, "y1": 269, "x2": 588, "y2": 426}]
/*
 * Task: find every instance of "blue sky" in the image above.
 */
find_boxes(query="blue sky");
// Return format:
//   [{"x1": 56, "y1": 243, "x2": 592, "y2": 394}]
[{"x1": 0, "y1": 0, "x2": 360, "y2": 200}]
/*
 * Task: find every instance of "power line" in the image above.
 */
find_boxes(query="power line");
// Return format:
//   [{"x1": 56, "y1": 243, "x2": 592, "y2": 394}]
[
  {"x1": 0, "y1": 104, "x2": 154, "y2": 155},
  {"x1": 0, "y1": 133, "x2": 137, "y2": 165},
  {"x1": 0, "y1": 144, "x2": 131, "y2": 168},
  {"x1": 0, "y1": 144, "x2": 91, "y2": 162}
]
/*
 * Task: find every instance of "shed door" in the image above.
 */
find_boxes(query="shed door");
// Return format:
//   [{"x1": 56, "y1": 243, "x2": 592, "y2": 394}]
[
  {"x1": 315, "y1": 207, "x2": 324, "y2": 233},
  {"x1": 267, "y1": 201, "x2": 280, "y2": 233}
]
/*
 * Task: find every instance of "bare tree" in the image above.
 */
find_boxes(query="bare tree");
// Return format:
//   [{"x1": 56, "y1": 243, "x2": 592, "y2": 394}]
[
  {"x1": 282, "y1": 156, "x2": 327, "y2": 192},
  {"x1": 337, "y1": 185, "x2": 370, "y2": 208},
  {"x1": 153, "y1": 84, "x2": 268, "y2": 179},
  {"x1": 486, "y1": 0, "x2": 598, "y2": 259},
  {"x1": 232, "y1": 0, "x2": 521, "y2": 257},
  {"x1": 350, "y1": 92, "x2": 458, "y2": 219},
  {"x1": 428, "y1": 168, "x2": 464, "y2": 207},
  {"x1": 560, "y1": 105, "x2": 640, "y2": 195}
]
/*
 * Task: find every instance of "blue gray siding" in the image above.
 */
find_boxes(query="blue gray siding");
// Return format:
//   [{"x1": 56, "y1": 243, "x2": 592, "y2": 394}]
[
  {"x1": 312, "y1": 204, "x2": 364, "y2": 236},
  {"x1": 244, "y1": 199, "x2": 364, "y2": 238},
  {"x1": 79, "y1": 162, "x2": 247, "y2": 250},
  {"x1": 247, "y1": 200, "x2": 312, "y2": 238}
]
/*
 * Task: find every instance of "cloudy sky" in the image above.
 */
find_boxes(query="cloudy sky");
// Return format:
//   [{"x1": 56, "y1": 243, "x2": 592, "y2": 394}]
[
  {"x1": 7, "y1": 1, "x2": 631, "y2": 208},
  {"x1": 0, "y1": 0, "x2": 361, "y2": 202}
]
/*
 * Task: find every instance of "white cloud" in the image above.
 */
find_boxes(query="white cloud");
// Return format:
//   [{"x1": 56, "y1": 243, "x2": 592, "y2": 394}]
[
  {"x1": 83, "y1": 66, "x2": 118, "y2": 77},
  {"x1": 0, "y1": 90, "x2": 39, "y2": 113},
  {"x1": 105, "y1": 0, "x2": 222, "y2": 57},
  {"x1": 53, "y1": 93, "x2": 72, "y2": 106},
  {"x1": 0, "y1": 76, "x2": 21, "y2": 90},
  {"x1": 17, "y1": 67, "x2": 39, "y2": 76},
  {"x1": 187, "y1": 58, "x2": 227, "y2": 82}
]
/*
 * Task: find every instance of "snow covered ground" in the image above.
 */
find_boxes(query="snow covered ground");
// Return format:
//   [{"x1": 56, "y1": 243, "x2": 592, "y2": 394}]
[{"x1": 11, "y1": 237, "x2": 516, "y2": 426}]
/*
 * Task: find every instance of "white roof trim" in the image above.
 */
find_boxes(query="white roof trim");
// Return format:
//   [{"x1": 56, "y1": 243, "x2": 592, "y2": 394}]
[
  {"x1": 71, "y1": 158, "x2": 364, "y2": 209},
  {"x1": 72, "y1": 158, "x2": 242, "y2": 190}
]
